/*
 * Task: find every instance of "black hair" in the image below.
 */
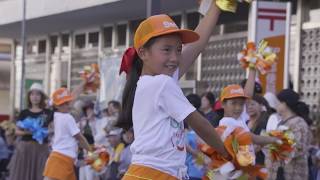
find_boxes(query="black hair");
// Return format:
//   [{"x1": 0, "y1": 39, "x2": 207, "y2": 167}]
[
  {"x1": 108, "y1": 100, "x2": 121, "y2": 111},
  {"x1": 201, "y1": 92, "x2": 216, "y2": 106},
  {"x1": 249, "y1": 95, "x2": 272, "y2": 134},
  {"x1": 116, "y1": 38, "x2": 157, "y2": 130},
  {"x1": 82, "y1": 101, "x2": 95, "y2": 117},
  {"x1": 277, "y1": 89, "x2": 312, "y2": 126},
  {"x1": 186, "y1": 94, "x2": 201, "y2": 110},
  {"x1": 251, "y1": 94, "x2": 273, "y2": 115},
  {"x1": 240, "y1": 79, "x2": 263, "y2": 94}
]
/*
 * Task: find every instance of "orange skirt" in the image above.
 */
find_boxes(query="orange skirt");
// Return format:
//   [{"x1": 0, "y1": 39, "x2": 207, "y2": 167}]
[
  {"x1": 122, "y1": 164, "x2": 178, "y2": 180},
  {"x1": 43, "y1": 151, "x2": 76, "y2": 180}
]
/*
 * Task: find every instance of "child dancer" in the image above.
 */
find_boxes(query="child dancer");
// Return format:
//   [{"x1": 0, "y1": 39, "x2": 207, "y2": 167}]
[
  {"x1": 118, "y1": 2, "x2": 229, "y2": 180},
  {"x1": 215, "y1": 69, "x2": 281, "y2": 179},
  {"x1": 43, "y1": 87, "x2": 92, "y2": 180}
]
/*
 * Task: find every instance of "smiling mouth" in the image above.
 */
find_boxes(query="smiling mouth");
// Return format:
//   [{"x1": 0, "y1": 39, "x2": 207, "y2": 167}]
[{"x1": 165, "y1": 64, "x2": 178, "y2": 70}]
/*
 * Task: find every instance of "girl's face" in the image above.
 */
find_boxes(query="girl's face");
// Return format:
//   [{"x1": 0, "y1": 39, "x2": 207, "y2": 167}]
[
  {"x1": 200, "y1": 96, "x2": 211, "y2": 110},
  {"x1": 139, "y1": 34, "x2": 182, "y2": 77},
  {"x1": 276, "y1": 102, "x2": 289, "y2": 118},
  {"x1": 246, "y1": 99, "x2": 262, "y2": 117},
  {"x1": 222, "y1": 98, "x2": 246, "y2": 119},
  {"x1": 108, "y1": 135, "x2": 120, "y2": 147},
  {"x1": 29, "y1": 90, "x2": 42, "y2": 106},
  {"x1": 56, "y1": 101, "x2": 72, "y2": 113},
  {"x1": 85, "y1": 108, "x2": 94, "y2": 118},
  {"x1": 108, "y1": 103, "x2": 119, "y2": 116},
  {"x1": 123, "y1": 130, "x2": 134, "y2": 144}
]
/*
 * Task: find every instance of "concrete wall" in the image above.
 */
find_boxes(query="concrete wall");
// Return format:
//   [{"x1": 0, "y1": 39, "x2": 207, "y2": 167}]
[{"x1": 0, "y1": 0, "x2": 120, "y2": 25}]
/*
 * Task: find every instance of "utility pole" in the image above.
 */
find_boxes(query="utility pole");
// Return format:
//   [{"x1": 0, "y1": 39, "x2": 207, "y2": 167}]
[
  {"x1": 20, "y1": 0, "x2": 26, "y2": 110},
  {"x1": 293, "y1": 0, "x2": 305, "y2": 92},
  {"x1": 146, "y1": 0, "x2": 161, "y2": 17}
]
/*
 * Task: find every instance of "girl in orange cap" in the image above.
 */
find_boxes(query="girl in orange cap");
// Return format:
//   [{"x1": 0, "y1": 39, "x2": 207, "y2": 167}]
[
  {"x1": 43, "y1": 81, "x2": 93, "y2": 180},
  {"x1": 117, "y1": 1, "x2": 230, "y2": 180},
  {"x1": 212, "y1": 69, "x2": 282, "y2": 179}
]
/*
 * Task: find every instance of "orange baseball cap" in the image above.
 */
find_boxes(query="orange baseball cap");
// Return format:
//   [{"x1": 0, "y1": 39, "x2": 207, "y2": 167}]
[
  {"x1": 134, "y1": 14, "x2": 200, "y2": 50},
  {"x1": 52, "y1": 88, "x2": 74, "y2": 106},
  {"x1": 220, "y1": 84, "x2": 249, "y2": 102}
]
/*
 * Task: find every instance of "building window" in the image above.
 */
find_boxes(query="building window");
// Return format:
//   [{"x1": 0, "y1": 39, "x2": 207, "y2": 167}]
[
  {"x1": 50, "y1": 36, "x2": 58, "y2": 54},
  {"x1": 117, "y1": 24, "x2": 127, "y2": 46},
  {"x1": 103, "y1": 27, "x2": 113, "y2": 48},
  {"x1": 187, "y1": 12, "x2": 200, "y2": 30},
  {"x1": 171, "y1": 15, "x2": 181, "y2": 28},
  {"x1": 62, "y1": 34, "x2": 69, "y2": 47},
  {"x1": 27, "y1": 41, "x2": 37, "y2": 54},
  {"x1": 62, "y1": 34, "x2": 70, "y2": 53},
  {"x1": 129, "y1": 19, "x2": 143, "y2": 45},
  {"x1": 75, "y1": 34, "x2": 86, "y2": 49},
  {"x1": 88, "y1": 32, "x2": 99, "y2": 48},
  {"x1": 38, "y1": 40, "x2": 46, "y2": 54}
]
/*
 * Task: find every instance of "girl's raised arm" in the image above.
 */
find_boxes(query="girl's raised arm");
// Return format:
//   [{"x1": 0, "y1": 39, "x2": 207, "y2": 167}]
[{"x1": 180, "y1": 1, "x2": 220, "y2": 78}]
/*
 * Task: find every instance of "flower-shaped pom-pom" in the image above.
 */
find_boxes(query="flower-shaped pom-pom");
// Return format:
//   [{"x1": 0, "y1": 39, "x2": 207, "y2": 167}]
[
  {"x1": 79, "y1": 64, "x2": 101, "y2": 94},
  {"x1": 199, "y1": 126, "x2": 268, "y2": 180},
  {"x1": 85, "y1": 145, "x2": 110, "y2": 172},
  {"x1": 266, "y1": 127, "x2": 295, "y2": 163},
  {"x1": 237, "y1": 40, "x2": 278, "y2": 75}
]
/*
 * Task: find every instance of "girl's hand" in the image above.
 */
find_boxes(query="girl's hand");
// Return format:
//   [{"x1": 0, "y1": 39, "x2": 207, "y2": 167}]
[
  {"x1": 15, "y1": 127, "x2": 32, "y2": 136},
  {"x1": 273, "y1": 137, "x2": 283, "y2": 145}
]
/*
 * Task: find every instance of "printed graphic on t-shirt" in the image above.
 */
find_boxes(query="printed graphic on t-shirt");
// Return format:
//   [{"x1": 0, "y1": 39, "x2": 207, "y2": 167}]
[
  {"x1": 170, "y1": 118, "x2": 185, "y2": 151},
  {"x1": 39, "y1": 113, "x2": 48, "y2": 126}
]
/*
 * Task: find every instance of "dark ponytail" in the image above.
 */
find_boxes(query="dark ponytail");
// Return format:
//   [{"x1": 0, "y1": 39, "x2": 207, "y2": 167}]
[
  {"x1": 116, "y1": 37, "x2": 158, "y2": 130},
  {"x1": 292, "y1": 101, "x2": 313, "y2": 126},
  {"x1": 117, "y1": 57, "x2": 142, "y2": 130},
  {"x1": 277, "y1": 89, "x2": 313, "y2": 126}
]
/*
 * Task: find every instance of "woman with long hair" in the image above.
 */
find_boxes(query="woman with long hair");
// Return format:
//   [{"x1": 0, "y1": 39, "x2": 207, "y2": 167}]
[
  {"x1": 8, "y1": 83, "x2": 53, "y2": 180},
  {"x1": 266, "y1": 89, "x2": 312, "y2": 180},
  {"x1": 246, "y1": 95, "x2": 271, "y2": 166}
]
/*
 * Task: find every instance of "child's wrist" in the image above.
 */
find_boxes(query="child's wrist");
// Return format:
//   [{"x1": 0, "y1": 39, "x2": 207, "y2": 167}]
[{"x1": 272, "y1": 137, "x2": 282, "y2": 145}]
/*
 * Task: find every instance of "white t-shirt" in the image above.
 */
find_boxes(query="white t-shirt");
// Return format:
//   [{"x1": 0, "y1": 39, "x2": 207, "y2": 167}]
[
  {"x1": 130, "y1": 73, "x2": 196, "y2": 179},
  {"x1": 219, "y1": 116, "x2": 255, "y2": 164},
  {"x1": 219, "y1": 117, "x2": 250, "y2": 132},
  {"x1": 242, "y1": 106, "x2": 250, "y2": 123},
  {"x1": 93, "y1": 117, "x2": 109, "y2": 145},
  {"x1": 52, "y1": 112, "x2": 80, "y2": 159},
  {"x1": 266, "y1": 113, "x2": 281, "y2": 132}
]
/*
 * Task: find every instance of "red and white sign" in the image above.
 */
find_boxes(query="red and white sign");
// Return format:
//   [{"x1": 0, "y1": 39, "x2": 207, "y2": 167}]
[{"x1": 249, "y1": 1, "x2": 291, "y2": 94}]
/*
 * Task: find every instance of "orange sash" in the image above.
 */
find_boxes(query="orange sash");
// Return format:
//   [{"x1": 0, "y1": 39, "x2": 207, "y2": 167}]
[
  {"x1": 43, "y1": 151, "x2": 76, "y2": 180},
  {"x1": 122, "y1": 164, "x2": 178, "y2": 180}
]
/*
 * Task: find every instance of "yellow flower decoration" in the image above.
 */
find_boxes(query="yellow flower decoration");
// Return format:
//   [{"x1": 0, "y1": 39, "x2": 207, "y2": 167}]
[{"x1": 216, "y1": 0, "x2": 252, "y2": 13}]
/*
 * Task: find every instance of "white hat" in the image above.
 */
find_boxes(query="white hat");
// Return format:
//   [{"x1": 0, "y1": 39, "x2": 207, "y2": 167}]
[
  {"x1": 29, "y1": 83, "x2": 44, "y2": 93},
  {"x1": 264, "y1": 92, "x2": 280, "y2": 110},
  {"x1": 107, "y1": 128, "x2": 123, "y2": 137}
]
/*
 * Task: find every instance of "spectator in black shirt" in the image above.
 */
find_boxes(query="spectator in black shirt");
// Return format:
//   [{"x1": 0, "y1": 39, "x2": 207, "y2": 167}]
[{"x1": 8, "y1": 83, "x2": 53, "y2": 180}]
